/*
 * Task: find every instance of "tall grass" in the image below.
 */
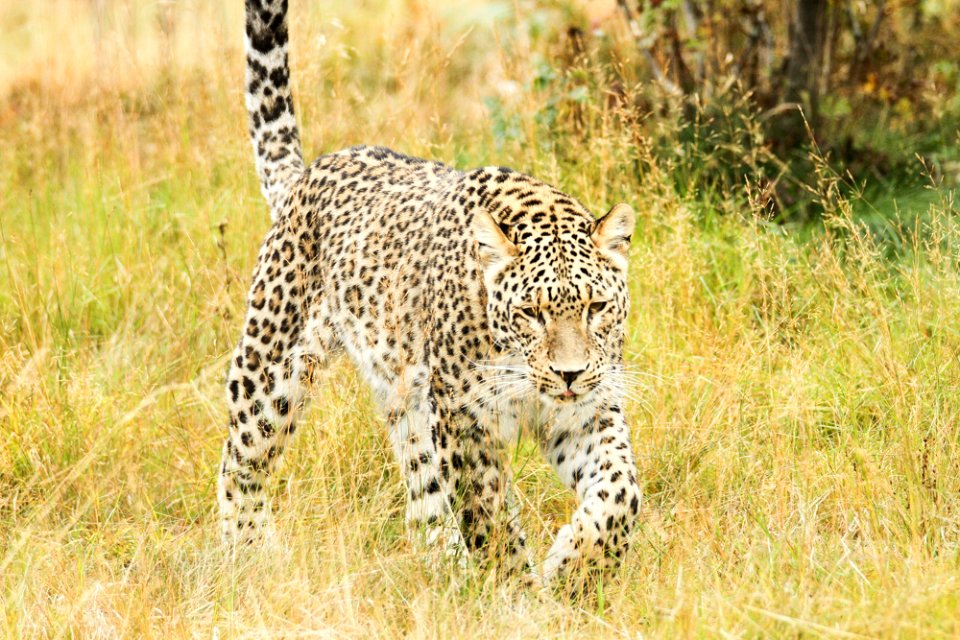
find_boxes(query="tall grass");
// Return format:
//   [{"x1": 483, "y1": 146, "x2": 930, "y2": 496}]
[{"x1": 2, "y1": 1, "x2": 959, "y2": 637}]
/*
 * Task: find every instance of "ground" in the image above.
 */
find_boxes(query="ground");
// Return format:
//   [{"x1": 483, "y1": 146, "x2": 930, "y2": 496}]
[{"x1": 2, "y1": 1, "x2": 960, "y2": 637}]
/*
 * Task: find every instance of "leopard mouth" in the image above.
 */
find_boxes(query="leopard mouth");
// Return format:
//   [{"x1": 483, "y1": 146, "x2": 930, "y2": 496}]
[{"x1": 538, "y1": 384, "x2": 597, "y2": 405}]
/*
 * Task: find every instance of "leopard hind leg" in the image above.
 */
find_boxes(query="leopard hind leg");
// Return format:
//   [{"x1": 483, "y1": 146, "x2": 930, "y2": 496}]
[{"x1": 218, "y1": 233, "x2": 335, "y2": 547}]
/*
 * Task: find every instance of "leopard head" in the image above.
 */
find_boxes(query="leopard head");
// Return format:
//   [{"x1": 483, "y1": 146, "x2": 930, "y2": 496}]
[{"x1": 472, "y1": 174, "x2": 634, "y2": 408}]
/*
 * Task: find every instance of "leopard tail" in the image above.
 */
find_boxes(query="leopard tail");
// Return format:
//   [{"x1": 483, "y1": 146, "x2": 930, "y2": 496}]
[{"x1": 244, "y1": 0, "x2": 304, "y2": 219}]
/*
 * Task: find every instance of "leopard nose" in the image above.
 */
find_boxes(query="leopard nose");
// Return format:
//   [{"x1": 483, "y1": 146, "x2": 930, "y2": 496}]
[{"x1": 551, "y1": 367, "x2": 586, "y2": 388}]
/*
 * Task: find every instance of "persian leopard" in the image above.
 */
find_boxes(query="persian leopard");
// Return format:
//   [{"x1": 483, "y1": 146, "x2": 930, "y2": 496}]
[{"x1": 219, "y1": 0, "x2": 642, "y2": 583}]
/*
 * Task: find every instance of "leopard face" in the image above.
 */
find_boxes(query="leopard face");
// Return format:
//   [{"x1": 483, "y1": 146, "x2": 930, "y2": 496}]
[{"x1": 473, "y1": 186, "x2": 635, "y2": 408}]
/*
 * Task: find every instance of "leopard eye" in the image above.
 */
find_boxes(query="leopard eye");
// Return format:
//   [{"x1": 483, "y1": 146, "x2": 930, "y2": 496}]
[
  {"x1": 517, "y1": 305, "x2": 545, "y2": 325},
  {"x1": 588, "y1": 300, "x2": 608, "y2": 319}
]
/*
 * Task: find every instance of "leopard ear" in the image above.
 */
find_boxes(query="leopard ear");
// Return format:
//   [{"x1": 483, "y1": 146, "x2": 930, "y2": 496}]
[
  {"x1": 473, "y1": 208, "x2": 517, "y2": 268},
  {"x1": 592, "y1": 203, "x2": 635, "y2": 270}
]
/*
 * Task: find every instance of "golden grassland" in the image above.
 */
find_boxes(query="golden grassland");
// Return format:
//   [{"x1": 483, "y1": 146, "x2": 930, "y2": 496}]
[{"x1": 2, "y1": 1, "x2": 959, "y2": 637}]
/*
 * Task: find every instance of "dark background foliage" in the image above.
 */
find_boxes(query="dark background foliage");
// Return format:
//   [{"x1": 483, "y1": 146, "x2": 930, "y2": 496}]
[{"x1": 505, "y1": 0, "x2": 960, "y2": 221}]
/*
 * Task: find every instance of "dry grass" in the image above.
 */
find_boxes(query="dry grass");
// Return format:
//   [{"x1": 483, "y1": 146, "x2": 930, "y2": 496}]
[{"x1": 2, "y1": 1, "x2": 960, "y2": 637}]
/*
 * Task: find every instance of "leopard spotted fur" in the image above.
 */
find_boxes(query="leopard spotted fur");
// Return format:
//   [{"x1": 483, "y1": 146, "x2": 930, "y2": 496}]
[{"x1": 219, "y1": 0, "x2": 642, "y2": 583}]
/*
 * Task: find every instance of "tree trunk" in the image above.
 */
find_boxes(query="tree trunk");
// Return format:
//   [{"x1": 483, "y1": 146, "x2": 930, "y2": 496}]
[{"x1": 778, "y1": 0, "x2": 828, "y2": 151}]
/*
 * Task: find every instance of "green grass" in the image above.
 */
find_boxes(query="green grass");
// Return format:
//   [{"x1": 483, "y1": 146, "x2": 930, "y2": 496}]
[{"x1": 2, "y1": 1, "x2": 960, "y2": 637}]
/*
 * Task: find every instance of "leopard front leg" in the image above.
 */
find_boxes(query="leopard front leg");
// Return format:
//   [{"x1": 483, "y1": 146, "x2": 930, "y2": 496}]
[
  {"x1": 387, "y1": 392, "x2": 464, "y2": 559},
  {"x1": 540, "y1": 405, "x2": 641, "y2": 583},
  {"x1": 453, "y1": 408, "x2": 531, "y2": 574}
]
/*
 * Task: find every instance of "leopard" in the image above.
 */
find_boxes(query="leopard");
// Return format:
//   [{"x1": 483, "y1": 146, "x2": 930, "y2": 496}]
[{"x1": 218, "y1": 0, "x2": 642, "y2": 584}]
